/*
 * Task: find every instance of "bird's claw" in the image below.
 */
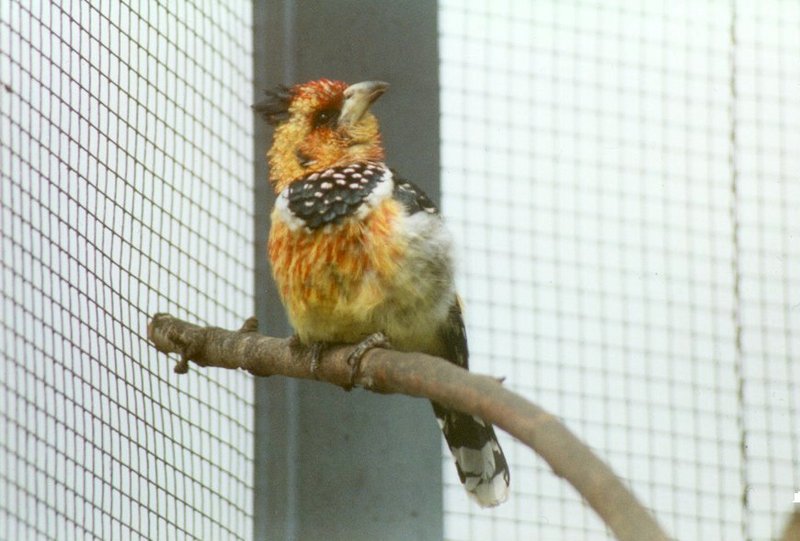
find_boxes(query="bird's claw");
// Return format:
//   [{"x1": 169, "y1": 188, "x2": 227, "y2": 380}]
[
  {"x1": 308, "y1": 341, "x2": 327, "y2": 376},
  {"x1": 344, "y1": 332, "x2": 391, "y2": 390}
]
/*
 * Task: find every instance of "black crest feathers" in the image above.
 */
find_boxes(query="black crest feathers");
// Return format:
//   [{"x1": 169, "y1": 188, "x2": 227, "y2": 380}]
[{"x1": 252, "y1": 85, "x2": 293, "y2": 126}]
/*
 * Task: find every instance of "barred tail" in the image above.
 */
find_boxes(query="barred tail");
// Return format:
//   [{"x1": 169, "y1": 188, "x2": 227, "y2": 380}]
[{"x1": 433, "y1": 402, "x2": 510, "y2": 507}]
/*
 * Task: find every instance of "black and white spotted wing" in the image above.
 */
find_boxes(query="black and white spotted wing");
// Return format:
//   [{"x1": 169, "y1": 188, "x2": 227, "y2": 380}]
[
  {"x1": 391, "y1": 177, "x2": 439, "y2": 216},
  {"x1": 286, "y1": 162, "x2": 388, "y2": 229}
]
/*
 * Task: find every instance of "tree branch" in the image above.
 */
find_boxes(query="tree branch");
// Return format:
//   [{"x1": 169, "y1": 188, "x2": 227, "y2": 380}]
[
  {"x1": 147, "y1": 313, "x2": 670, "y2": 541},
  {"x1": 779, "y1": 509, "x2": 800, "y2": 541}
]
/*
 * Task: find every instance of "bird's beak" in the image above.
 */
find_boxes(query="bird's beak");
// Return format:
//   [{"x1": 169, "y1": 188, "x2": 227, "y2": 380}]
[{"x1": 339, "y1": 81, "x2": 389, "y2": 126}]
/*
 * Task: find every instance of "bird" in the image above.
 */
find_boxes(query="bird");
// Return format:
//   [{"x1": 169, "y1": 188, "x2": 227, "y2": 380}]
[{"x1": 253, "y1": 78, "x2": 510, "y2": 507}]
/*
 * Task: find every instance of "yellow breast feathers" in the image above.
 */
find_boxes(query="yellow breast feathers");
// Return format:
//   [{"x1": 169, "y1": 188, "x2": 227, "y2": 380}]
[{"x1": 269, "y1": 196, "x2": 406, "y2": 343}]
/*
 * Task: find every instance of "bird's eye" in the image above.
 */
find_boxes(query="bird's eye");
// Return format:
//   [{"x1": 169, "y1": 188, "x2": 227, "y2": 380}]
[{"x1": 312, "y1": 108, "x2": 339, "y2": 128}]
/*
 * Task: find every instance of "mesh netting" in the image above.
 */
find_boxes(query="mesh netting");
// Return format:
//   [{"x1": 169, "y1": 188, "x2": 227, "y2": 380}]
[
  {"x1": 439, "y1": 1, "x2": 799, "y2": 539},
  {"x1": 1, "y1": 1, "x2": 255, "y2": 539}
]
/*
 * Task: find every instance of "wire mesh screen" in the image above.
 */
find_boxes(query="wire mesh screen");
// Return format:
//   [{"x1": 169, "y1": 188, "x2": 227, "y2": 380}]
[
  {"x1": 735, "y1": 2, "x2": 800, "y2": 538},
  {"x1": 1, "y1": 1, "x2": 254, "y2": 539},
  {"x1": 439, "y1": 1, "x2": 799, "y2": 540}
]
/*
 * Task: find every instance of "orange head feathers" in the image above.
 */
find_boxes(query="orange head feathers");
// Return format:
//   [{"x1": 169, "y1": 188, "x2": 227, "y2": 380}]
[{"x1": 254, "y1": 79, "x2": 389, "y2": 193}]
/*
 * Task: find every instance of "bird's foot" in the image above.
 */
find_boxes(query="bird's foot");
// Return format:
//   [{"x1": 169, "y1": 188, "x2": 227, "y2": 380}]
[
  {"x1": 307, "y1": 341, "x2": 328, "y2": 376},
  {"x1": 345, "y1": 332, "x2": 391, "y2": 390},
  {"x1": 287, "y1": 335, "x2": 329, "y2": 377}
]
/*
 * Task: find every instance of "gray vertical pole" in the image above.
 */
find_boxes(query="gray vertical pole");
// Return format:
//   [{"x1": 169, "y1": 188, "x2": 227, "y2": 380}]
[
  {"x1": 252, "y1": 1, "x2": 297, "y2": 540},
  {"x1": 252, "y1": 1, "x2": 442, "y2": 540}
]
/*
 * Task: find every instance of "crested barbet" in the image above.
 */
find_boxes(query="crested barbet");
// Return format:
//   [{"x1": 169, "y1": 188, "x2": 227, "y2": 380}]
[{"x1": 254, "y1": 78, "x2": 510, "y2": 507}]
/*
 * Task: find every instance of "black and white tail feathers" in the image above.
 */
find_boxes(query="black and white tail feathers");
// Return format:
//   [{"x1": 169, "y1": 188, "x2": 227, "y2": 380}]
[{"x1": 434, "y1": 300, "x2": 510, "y2": 507}]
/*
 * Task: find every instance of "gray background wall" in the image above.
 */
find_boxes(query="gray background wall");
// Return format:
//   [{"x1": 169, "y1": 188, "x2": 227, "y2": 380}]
[{"x1": 252, "y1": 2, "x2": 442, "y2": 540}]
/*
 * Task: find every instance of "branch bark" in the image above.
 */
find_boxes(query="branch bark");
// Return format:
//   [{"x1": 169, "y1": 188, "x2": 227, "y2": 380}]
[
  {"x1": 147, "y1": 313, "x2": 670, "y2": 541},
  {"x1": 779, "y1": 509, "x2": 800, "y2": 541}
]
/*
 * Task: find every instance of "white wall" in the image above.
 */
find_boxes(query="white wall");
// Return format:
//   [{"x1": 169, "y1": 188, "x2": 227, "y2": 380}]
[
  {"x1": 1, "y1": 1, "x2": 254, "y2": 539},
  {"x1": 439, "y1": 1, "x2": 799, "y2": 539}
]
